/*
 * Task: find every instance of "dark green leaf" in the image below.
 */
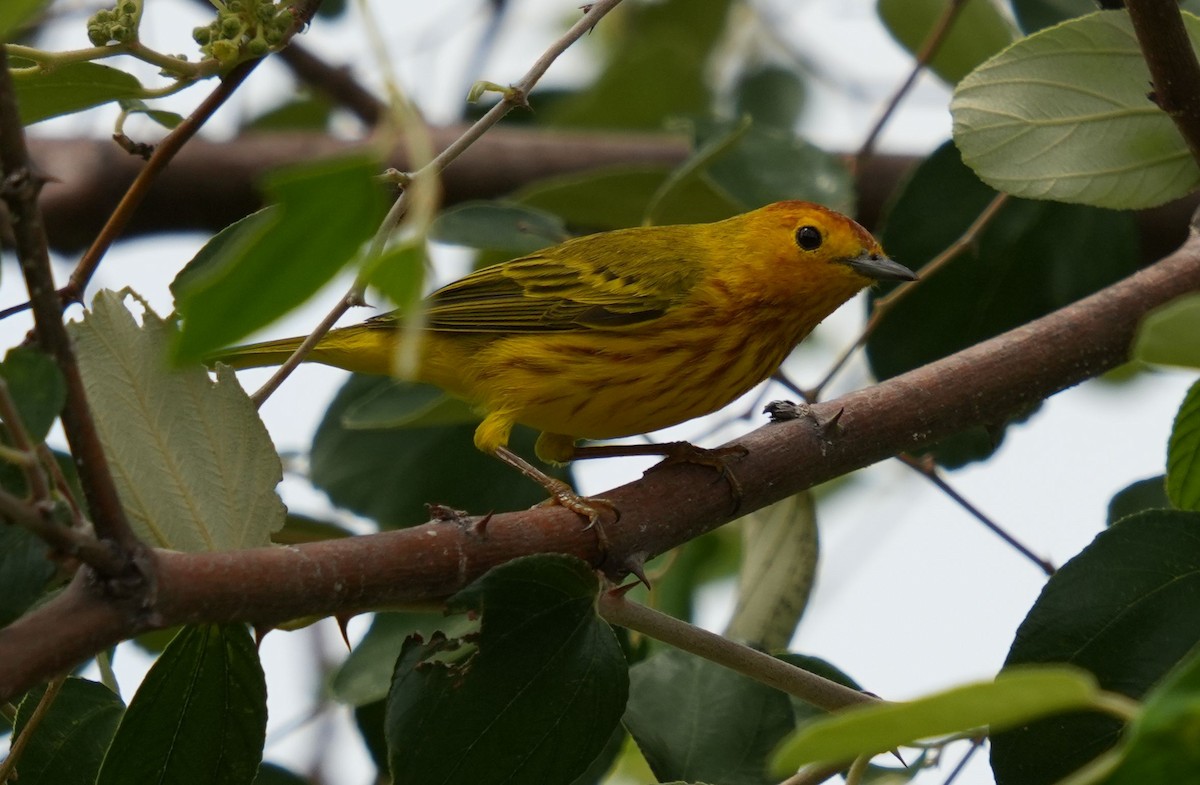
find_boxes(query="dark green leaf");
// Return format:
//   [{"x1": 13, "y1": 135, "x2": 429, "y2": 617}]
[
  {"x1": 12, "y1": 678, "x2": 124, "y2": 785},
  {"x1": 354, "y1": 700, "x2": 388, "y2": 776},
  {"x1": 545, "y1": 0, "x2": 732, "y2": 129},
  {"x1": 270, "y1": 513, "x2": 354, "y2": 545},
  {"x1": 247, "y1": 95, "x2": 333, "y2": 131},
  {"x1": 386, "y1": 555, "x2": 628, "y2": 785},
  {"x1": 11, "y1": 62, "x2": 144, "y2": 124},
  {"x1": 0, "y1": 524, "x2": 56, "y2": 626},
  {"x1": 431, "y1": 201, "x2": 569, "y2": 254},
  {"x1": 117, "y1": 98, "x2": 183, "y2": 129},
  {"x1": 341, "y1": 380, "x2": 477, "y2": 430},
  {"x1": 879, "y1": 0, "x2": 1016, "y2": 84},
  {"x1": 310, "y1": 374, "x2": 569, "y2": 527},
  {"x1": 516, "y1": 165, "x2": 740, "y2": 232},
  {"x1": 1134, "y1": 293, "x2": 1200, "y2": 369},
  {"x1": 734, "y1": 66, "x2": 806, "y2": 131},
  {"x1": 1107, "y1": 476, "x2": 1170, "y2": 527},
  {"x1": 568, "y1": 723, "x2": 626, "y2": 785},
  {"x1": 991, "y1": 510, "x2": 1200, "y2": 785},
  {"x1": 0, "y1": 0, "x2": 49, "y2": 40},
  {"x1": 701, "y1": 123, "x2": 854, "y2": 216},
  {"x1": 360, "y1": 241, "x2": 426, "y2": 311},
  {"x1": 0, "y1": 345, "x2": 65, "y2": 442},
  {"x1": 624, "y1": 648, "x2": 795, "y2": 785},
  {"x1": 868, "y1": 141, "x2": 1138, "y2": 466},
  {"x1": 173, "y1": 155, "x2": 387, "y2": 362},
  {"x1": 1101, "y1": 641, "x2": 1200, "y2": 784},
  {"x1": 331, "y1": 611, "x2": 467, "y2": 707},
  {"x1": 97, "y1": 625, "x2": 267, "y2": 785},
  {"x1": 1168, "y1": 379, "x2": 1200, "y2": 511},
  {"x1": 253, "y1": 763, "x2": 311, "y2": 785}
]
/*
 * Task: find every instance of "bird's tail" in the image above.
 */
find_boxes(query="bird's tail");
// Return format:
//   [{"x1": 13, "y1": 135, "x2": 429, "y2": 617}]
[{"x1": 206, "y1": 336, "x2": 306, "y2": 370}]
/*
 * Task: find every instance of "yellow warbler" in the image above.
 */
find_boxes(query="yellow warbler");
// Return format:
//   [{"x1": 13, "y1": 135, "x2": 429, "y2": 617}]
[{"x1": 214, "y1": 201, "x2": 914, "y2": 540}]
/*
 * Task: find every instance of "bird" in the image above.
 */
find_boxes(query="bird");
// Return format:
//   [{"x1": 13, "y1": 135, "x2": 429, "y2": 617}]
[{"x1": 212, "y1": 200, "x2": 916, "y2": 546}]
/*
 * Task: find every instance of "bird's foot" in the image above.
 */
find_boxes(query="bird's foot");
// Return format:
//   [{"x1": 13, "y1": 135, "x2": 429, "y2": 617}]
[
  {"x1": 650, "y1": 441, "x2": 749, "y2": 513},
  {"x1": 538, "y1": 475, "x2": 619, "y2": 552}
]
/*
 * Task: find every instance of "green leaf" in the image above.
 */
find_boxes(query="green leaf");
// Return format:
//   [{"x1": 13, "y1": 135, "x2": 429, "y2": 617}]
[
  {"x1": 253, "y1": 763, "x2": 311, "y2": 785},
  {"x1": 0, "y1": 524, "x2": 55, "y2": 626},
  {"x1": 725, "y1": 492, "x2": 818, "y2": 651},
  {"x1": 624, "y1": 648, "x2": 796, "y2": 785},
  {"x1": 331, "y1": 611, "x2": 467, "y2": 706},
  {"x1": 0, "y1": 0, "x2": 49, "y2": 40},
  {"x1": 70, "y1": 291, "x2": 285, "y2": 550},
  {"x1": 11, "y1": 62, "x2": 145, "y2": 124},
  {"x1": 951, "y1": 11, "x2": 1200, "y2": 209},
  {"x1": 117, "y1": 98, "x2": 183, "y2": 129},
  {"x1": 247, "y1": 95, "x2": 333, "y2": 131},
  {"x1": 0, "y1": 345, "x2": 65, "y2": 442},
  {"x1": 173, "y1": 154, "x2": 387, "y2": 362},
  {"x1": 878, "y1": 0, "x2": 1017, "y2": 84},
  {"x1": 690, "y1": 119, "x2": 856, "y2": 216},
  {"x1": 545, "y1": 0, "x2": 732, "y2": 129},
  {"x1": 772, "y1": 667, "x2": 1098, "y2": 773},
  {"x1": 1168, "y1": 379, "x2": 1200, "y2": 512},
  {"x1": 360, "y1": 241, "x2": 426, "y2": 311},
  {"x1": 991, "y1": 510, "x2": 1200, "y2": 785},
  {"x1": 310, "y1": 374, "x2": 568, "y2": 527},
  {"x1": 340, "y1": 380, "x2": 476, "y2": 430},
  {"x1": 270, "y1": 513, "x2": 353, "y2": 545},
  {"x1": 1013, "y1": 0, "x2": 1200, "y2": 33},
  {"x1": 386, "y1": 555, "x2": 628, "y2": 785},
  {"x1": 516, "y1": 165, "x2": 741, "y2": 232},
  {"x1": 12, "y1": 678, "x2": 125, "y2": 785},
  {"x1": 97, "y1": 625, "x2": 267, "y2": 785},
  {"x1": 431, "y1": 202, "x2": 569, "y2": 254},
  {"x1": 869, "y1": 141, "x2": 1138, "y2": 466},
  {"x1": 1107, "y1": 476, "x2": 1170, "y2": 527},
  {"x1": 1101, "y1": 641, "x2": 1200, "y2": 784},
  {"x1": 1134, "y1": 293, "x2": 1200, "y2": 369}
]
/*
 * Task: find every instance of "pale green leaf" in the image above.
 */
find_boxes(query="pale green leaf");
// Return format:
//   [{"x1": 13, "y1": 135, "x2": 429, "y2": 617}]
[
  {"x1": 1168, "y1": 380, "x2": 1200, "y2": 512},
  {"x1": 951, "y1": 10, "x2": 1200, "y2": 209},
  {"x1": 879, "y1": 0, "x2": 1017, "y2": 84},
  {"x1": 725, "y1": 491, "x2": 818, "y2": 651},
  {"x1": 770, "y1": 667, "x2": 1100, "y2": 772},
  {"x1": 70, "y1": 291, "x2": 285, "y2": 550},
  {"x1": 1134, "y1": 293, "x2": 1200, "y2": 369},
  {"x1": 11, "y1": 62, "x2": 144, "y2": 124}
]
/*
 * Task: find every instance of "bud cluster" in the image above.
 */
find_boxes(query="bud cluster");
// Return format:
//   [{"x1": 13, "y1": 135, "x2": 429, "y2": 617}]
[
  {"x1": 87, "y1": 1, "x2": 141, "y2": 46},
  {"x1": 192, "y1": 1, "x2": 295, "y2": 66}
]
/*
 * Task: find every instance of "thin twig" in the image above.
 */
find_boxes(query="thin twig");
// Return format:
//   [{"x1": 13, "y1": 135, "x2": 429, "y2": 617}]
[
  {"x1": 597, "y1": 590, "x2": 877, "y2": 712},
  {"x1": 899, "y1": 453, "x2": 1055, "y2": 575},
  {"x1": 854, "y1": 0, "x2": 970, "y2": 174},
  {"x1": 1127, "y1": 0, "x2": 1200, "y2": 167},
  {"x1": 941, "y1": 737, "x2": 985, "y2": 785},
  {"x1": 803, "y1": 193, "x2": 1009, "y2": 401},
  {"x1": 0, "y1": 377, "x2": 50, "y2": 502},
  {"x1": 251, "y1": 0, "x2": 626, "y2": 405},
  {"x1": 0, "y1": 676, "x2": 66, "y2": 783},
  {"x1": 0, "y1": 45, "x2": 141, "y2": 566}
]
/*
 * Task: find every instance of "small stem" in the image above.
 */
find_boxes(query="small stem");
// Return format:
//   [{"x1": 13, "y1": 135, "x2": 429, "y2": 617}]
[
  {"x1": 1093, "y1": 690, "x2": 1141, "y2": 723},
  {"x1": 941, "y1": 737, "x2": 985, "y2": 785},
  {"x1": 250, "y1": 293, "x2": 354, "y2": 407},
  {"x1": 597, "y1": 590, "x2": 876, "y2": 712},
  {"x1": 0, "y1": 377, "x2": 51, "y2": 501},
  {"x1": 806, "y1": 193, "x2": 1008, "y2": 400},
  {"x1": 854, "y1": 0, "x2": 970, "y2": 173},
  {"x1": 843, "y1": 755, "x2": 872, "y2": 785},
  {"x1": 0, "y1": 675, "x2": 66, "y2": 783},
  {"x1": 898, "y1": 453, "x2": 1055, "y2": 576}
]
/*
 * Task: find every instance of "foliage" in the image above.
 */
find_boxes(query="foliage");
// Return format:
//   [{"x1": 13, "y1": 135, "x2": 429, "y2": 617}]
[{"x1": 4, "y1": 2, "x2": 1200, "y2": 785}]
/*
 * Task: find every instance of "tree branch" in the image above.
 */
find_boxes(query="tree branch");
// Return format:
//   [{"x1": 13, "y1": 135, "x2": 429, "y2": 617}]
[
  {"x1": 2, "y1": 205, "x2": 1199, "y2": 703},
  {"x1": 1127, "y1": 0, "x2": 1200, "y2": 164}
]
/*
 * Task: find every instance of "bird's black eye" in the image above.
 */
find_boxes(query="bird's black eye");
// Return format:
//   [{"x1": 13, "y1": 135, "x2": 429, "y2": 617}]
[{"x1": 795, "y1": 225, "x2": 822, "y2": 251}]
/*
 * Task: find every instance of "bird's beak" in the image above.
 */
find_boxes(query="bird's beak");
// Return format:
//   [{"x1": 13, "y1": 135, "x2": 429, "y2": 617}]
[{"x1": 841, "y1": 251, "x2": 917, "y2": 282}]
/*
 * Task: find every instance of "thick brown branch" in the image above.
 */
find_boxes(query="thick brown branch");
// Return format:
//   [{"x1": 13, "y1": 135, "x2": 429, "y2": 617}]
[
  {"x1": 2, "y1": 209, "x2": 1200, "y2": 702},
  {"x1": 17, "y1": 131, "x2": 1194, "y2": 265},
  {"x1": 1127, "y1": 0, "x2": 1200, "y2": 165}
]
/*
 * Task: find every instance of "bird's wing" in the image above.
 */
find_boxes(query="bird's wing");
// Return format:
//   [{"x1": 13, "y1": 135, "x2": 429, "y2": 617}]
[{"x1": 371, "y1": 229, "x2": 706, "y2": 334}]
